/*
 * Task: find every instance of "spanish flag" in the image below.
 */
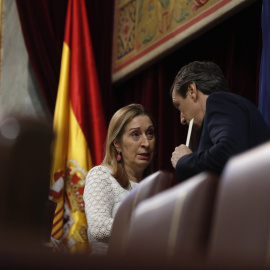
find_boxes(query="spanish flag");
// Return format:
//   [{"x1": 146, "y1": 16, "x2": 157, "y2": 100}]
[{"x1": 49, "y1": 0, "x2": 107, "y2": 253}]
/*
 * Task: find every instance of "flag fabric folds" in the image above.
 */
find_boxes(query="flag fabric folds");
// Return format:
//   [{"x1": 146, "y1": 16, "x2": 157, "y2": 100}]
[
  {"x1": 49, "y1": 0, "x2": 107, "y2": 253},
  {"x1": 259, "y1": 0, "x2": 270, "y2": 129}
]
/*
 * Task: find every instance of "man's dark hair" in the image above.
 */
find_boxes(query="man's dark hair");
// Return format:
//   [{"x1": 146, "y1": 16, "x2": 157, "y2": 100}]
[{"x1": 170, "y1": 61, "x2": 228, "y2": 98}]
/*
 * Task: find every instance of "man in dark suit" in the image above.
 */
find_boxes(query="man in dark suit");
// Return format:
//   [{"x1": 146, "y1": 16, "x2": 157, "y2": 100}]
[{"x1": 171, "y1": 61, "x2": 270, "y2": 181}]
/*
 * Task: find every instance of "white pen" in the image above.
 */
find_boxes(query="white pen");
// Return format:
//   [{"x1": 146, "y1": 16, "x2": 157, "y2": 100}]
[{"x1": 186, "y1": 118, "x2": 194, "y2": 147}]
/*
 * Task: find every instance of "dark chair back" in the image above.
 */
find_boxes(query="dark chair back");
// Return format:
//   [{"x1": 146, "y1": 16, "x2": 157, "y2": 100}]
[
  {"x1": 0, "y1": 115, "x2": 53, "y2": 245},
  {"x1": 108, "y1": 170, "x2": 174, "y2": 257},
  {"x1": 124, "y1": 172, "x2": 219, "y2": 268},
  {"x1": 207, "y1": 141, "x2": 270, "y2": 268}
]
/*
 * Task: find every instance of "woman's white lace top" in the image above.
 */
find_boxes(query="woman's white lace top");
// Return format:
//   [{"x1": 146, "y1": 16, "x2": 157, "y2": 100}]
[{"x1": 83, "y1": 165, "x2": 137, "y2": 255}]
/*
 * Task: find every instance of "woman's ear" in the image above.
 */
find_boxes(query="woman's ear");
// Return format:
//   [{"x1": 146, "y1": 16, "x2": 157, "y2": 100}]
[{"x1": 113, "y1": 139, "x2": 121, "y2": 152}]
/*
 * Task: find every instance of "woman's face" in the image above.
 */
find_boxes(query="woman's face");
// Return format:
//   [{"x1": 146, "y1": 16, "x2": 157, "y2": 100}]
[{"x1": 115, "y1": 115, "x2": 155, "y2": 175}]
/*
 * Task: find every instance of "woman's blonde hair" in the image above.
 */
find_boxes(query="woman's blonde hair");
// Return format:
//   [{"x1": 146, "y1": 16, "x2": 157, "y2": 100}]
[{"x1": 102, "y1": 104, "x2": 156, "y2": 188}]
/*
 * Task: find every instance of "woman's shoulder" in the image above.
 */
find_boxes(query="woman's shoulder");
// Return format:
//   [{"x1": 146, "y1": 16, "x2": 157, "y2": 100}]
[
  {"x1": 88, "y1": 165, "x2": 112, "y2": 175},
  {"x1": 86, "y1": 165, "x2": 114, "y2": 184},
  {"x1": 83, "y1": 166, "x2": 115, "y2": 202}
]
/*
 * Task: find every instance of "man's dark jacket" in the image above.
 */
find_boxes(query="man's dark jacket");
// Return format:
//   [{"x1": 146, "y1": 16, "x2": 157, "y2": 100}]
[{"x1": 176, "y1": 92, "x2": 270, "y2": 181}]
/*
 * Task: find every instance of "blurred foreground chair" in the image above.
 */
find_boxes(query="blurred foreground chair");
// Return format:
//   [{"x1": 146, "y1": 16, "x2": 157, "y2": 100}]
[
  {"x1": 0, "y1": 115, "x2": 116, "y2": 269},
  {"x1": 207, "y1": 140, "x2": 270, "y2": 268},
  {"x1": 124, "y1": 172, "x2": 219, "y2": 268},
  {"x1": 0, "y1": 115, "x2": 53, "y2": 248},
  {"x1": 108, "y1": 170, "x2": 174, "y2": 257}
]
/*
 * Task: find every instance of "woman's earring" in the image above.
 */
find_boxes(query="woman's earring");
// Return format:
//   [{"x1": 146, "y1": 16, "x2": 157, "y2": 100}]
[{"x1": 117, "y1": 152, "x2": 121, "y2": 162}]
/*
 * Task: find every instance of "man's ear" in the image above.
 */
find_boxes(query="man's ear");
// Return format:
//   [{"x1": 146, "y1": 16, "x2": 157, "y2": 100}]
[{"x1": 188, "y1": 82, "x2": 198, "y2": 100}]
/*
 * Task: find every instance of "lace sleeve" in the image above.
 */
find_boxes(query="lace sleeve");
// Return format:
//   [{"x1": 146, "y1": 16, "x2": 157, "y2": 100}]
[{"x1": 83, "y1": 166, "x2": 114, "y2": 241}]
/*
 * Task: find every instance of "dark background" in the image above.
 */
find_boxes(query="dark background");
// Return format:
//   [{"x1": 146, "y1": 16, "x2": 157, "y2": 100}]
[{"x1": 16, "y1": 0, "x2": 263, "y2": 174}]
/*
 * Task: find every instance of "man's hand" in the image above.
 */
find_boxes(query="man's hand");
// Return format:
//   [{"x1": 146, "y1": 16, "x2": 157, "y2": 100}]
[{"x1": 171, "y1": 144, "x2": 192, "y2": 169}]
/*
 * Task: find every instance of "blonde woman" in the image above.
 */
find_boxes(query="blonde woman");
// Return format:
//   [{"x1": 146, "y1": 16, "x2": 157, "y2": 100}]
[{"x1": 83, "y1": 104, "x2": 156, "y2": 255}]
